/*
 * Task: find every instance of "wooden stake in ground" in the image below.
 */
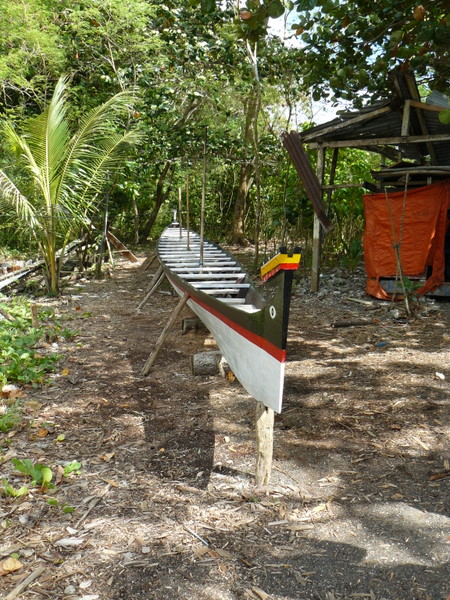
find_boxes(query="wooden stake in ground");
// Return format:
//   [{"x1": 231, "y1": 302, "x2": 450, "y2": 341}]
[
  {"x1": 255, "y1": 401, "x2": 274, "y2": 486},
  {"x1": 30, "y1": 303, "x2": 39, "y2": 328},
  {"x1": 141, "y1": 292, "x2": 189, "y2": 375}
]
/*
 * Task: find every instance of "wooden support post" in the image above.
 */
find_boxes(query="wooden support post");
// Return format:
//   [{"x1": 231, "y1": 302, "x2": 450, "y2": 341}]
[
  {"x1": 141, "y1": 254, "x2": 156, "y2": 271},
  {"x1": 30, "y1": 303, "x2": 39, "y2": 328},
  {"x1": 311, "y1": 214, "x2": 322, "y2": 293},
  {"x1": 141, "y1": 292, "x2": 189, "y2": 375},
  {"x1": 311, "y1": 147, "x2": 325, "y2": 293},
  {"x1": 145, "y1": 264, "x2": 164, "y2": 292},
  {"x1": 255, "y1": 401, "x2": 274, "y2": 486},
  {"x1": 401, "y1": 99, "x2": 411, "y2": 136},
  {"x1": 137, "y1": 267, "x2": 165, "y2": 310}
]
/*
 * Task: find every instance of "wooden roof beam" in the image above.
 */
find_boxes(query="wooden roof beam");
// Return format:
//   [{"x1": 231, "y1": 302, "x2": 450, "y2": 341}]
[{"x1": 307, "y1": 133, "x2": 450, "y2": 149}]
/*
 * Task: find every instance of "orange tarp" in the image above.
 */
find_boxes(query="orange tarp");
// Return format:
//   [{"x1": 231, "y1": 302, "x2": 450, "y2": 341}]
[{"x1": 363, "y1": 180, "x2": 450, "y2": 299}]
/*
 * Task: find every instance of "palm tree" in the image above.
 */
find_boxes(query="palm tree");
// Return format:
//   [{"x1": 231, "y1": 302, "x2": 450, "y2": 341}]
[{"x1": 0, "y1": 75, "x2": 141, "y2": 295}]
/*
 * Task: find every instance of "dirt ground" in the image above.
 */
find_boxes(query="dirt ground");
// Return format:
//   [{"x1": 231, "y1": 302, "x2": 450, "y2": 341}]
[{"x1": 1, "y1": 251, "x2": 449, "y2": 600}]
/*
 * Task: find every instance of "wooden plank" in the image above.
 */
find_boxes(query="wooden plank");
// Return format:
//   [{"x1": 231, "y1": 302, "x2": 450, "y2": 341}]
[
  {"x1": 106, "y1": 231, "x2": 138, "y2": 263},
  {"x1": 201, "y1": 288, "x2": 243, "y2": 295},
  {"x1": 281, "y1": 131, "x2": 333, "y2": 232},
  {"x1": 172, "y1": 266, "x2": 242, "y2": 273},
  {"x1": 191, "y1": 282, "x2": 250, "y2": 288},
  {"x1": 401, "y1": 99, "x2": 411, "y2": 136},
  {"x1": 165, "y1": 260, "x2": 237, "y2": 267},
  {"x1": 183, "y1": 273, "x2": 246, "y2": 280},
  {"x1": 409, "y1": 100, "x2": 448, "y2": 113},
  {"x1": 216, "y1": 297, "x2": 246, "y2": 304}
]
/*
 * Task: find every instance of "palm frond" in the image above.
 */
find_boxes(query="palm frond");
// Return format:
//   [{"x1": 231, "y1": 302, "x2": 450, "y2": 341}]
[
  {"x1": 56, "y1": 89, "x2": 138, "y2": 203},
  {"x1": 0, "y1": 170, "x2": 38, "y2": 230},
  {"x1": 60, "y1": 127, "x2": 142, "y2": 210},
  {"x1": 24, "y1": 76, "x2": 71, "y2": 208}
]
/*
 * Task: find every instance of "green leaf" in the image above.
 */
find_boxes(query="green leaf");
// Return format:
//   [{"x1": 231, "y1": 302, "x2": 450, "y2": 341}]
[
  {"x1": 63, "y1": 460, "x2": 82, "y2": 476},
  {"x1": 39, "y1": 466, "x2": 53, "y2": 487},
  {"x1": 201, "y1": 0, "x2": 216, "y2": 13},
  {"x1": 266, "y1": 0, "x2": 285, "y2": 18},
  {"x1": 438, "y1": 108, "x2": 450, "y2": 124}
]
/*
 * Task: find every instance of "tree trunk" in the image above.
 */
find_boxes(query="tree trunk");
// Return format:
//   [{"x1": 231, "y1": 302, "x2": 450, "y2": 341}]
[
  {"x1": 229, "y1": 87, "x2": 259, "y2": 246},
  {"x1": 140, "y1": 98, "x2": 203, "y2": 240},
  {"x1": 140, "y1": 160, "x2": 174, "y2": 240},
  {"x1": 230, "y1": 162, "x2": 254, "y2": 245}
]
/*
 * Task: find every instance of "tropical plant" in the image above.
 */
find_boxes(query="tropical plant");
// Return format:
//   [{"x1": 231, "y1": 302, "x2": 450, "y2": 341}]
[{"x1": 0, "y1": 75, "x2": 141, "y2": 294}]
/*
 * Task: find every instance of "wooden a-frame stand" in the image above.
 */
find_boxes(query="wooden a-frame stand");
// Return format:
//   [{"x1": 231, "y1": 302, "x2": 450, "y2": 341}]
[{"x1": 139, "y1": 259, "x2": 275, "y2": 485}]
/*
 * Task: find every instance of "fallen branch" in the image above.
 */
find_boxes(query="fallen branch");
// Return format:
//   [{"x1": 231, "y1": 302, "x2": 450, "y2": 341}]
[
  {"x1": 4, "y1": 564, "x2": 46, "y2": 600},
  {"x1": 75, "y1": 484, "x2": 111, "y2": 528},
  {"x1": 343, "y1": 297, "x2": 378, "y2": 308},
  {"x1": 332, "y1": 320, "x2": 373, "y2": 328},
  {"x1": 0, "y1": 306, "x2": 14, "y2": 322}
]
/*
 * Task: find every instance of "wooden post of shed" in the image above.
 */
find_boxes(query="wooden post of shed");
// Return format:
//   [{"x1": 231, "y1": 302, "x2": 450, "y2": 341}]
[
  {"x1": 255, "y1": 401, "x2": 275, "y2": 486},
  {"x1": 311, "y1": 147, "x2": 325, "y2": 292}
]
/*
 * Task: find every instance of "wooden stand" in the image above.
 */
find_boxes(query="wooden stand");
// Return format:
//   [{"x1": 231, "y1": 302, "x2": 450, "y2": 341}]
[
  {"x1": 137, "y1": 266, "x2": 165, "y2": 310},
  {"x1": 255, "y1": 401, "x2": 274, "y2": 486},
  {"x1": 141, "y1": 254, "x2": 156, "y2": 271},
  {"x1": 141, "y1": 292, "x2": 189, "y2": 375},
  {"x1": 106, "y1": 231, "x2": 138, "y2": 263}
]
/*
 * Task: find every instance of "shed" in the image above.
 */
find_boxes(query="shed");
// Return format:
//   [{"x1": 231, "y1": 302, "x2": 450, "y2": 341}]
[{"x1": 282, "y1": 69, "x2": 450, "y2": 297}]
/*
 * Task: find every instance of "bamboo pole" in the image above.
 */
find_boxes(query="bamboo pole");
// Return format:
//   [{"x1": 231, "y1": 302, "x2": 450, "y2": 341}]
[
  {"x1": 178, "y1": 187, "x2": 183, "y2": 238},
  {"x1": 186, "y1": 174, "x2": 190, "y2": 250},
  {"x1": 200, "y1": 128, "x2": 207, "y2": 265}
]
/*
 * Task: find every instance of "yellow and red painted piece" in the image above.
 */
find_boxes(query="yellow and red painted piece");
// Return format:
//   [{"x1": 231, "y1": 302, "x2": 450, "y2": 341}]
[{"x1": 261, "y1": 251, "x2": 301, "y2": 282}]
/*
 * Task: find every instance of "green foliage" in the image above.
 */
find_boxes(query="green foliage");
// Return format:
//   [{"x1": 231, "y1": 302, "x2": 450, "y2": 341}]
[
  {"x1": 63, "y1": 460, "x2": 82, "y2": 477},
  {"x1": 0, "y1": 76, "x2": 142, "y2": 294},
  {"x1": 0, "y1": 297, "x2": 72, "y2": 387},
  {"x1": 0, "y1": 0, "x2": 66, "y2": 113},
  {"x1": 0, "y1": 478, "x2": 29, "y2": 498},
  {"x1": 11, "y1": 458, "x2": 53, "y2": 489},
  {"x1": 289, "y1": 0, "x2": 450, "y2": 101},
  {"x1": 0, "y1": 403, "x2": 22, "y2": 433},
  {"x1": 47, "y1": 498, "x2": 74, "y2": 513},
  {"x1": 439, "y1": 108, "x2": 450, "y2": 124}
]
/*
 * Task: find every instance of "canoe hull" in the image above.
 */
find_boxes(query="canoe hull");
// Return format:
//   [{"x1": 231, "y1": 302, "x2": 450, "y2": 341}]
[
  {"x1": 157, "y1": 226, "x2": 298, "y2": 413},
  {"x1": 169, "y1": 277, "x2": 285, "y2": 412}
]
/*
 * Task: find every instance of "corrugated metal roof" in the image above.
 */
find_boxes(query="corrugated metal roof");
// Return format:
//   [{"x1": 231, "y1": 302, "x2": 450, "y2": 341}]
[{"x1": 296, "y1": 71, "x2": 450, "y2": 173}]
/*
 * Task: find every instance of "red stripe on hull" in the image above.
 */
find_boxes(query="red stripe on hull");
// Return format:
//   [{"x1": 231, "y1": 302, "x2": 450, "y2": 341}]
[{"x1": 170, "y1": 279, "x2": 286, "y2": 363}]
